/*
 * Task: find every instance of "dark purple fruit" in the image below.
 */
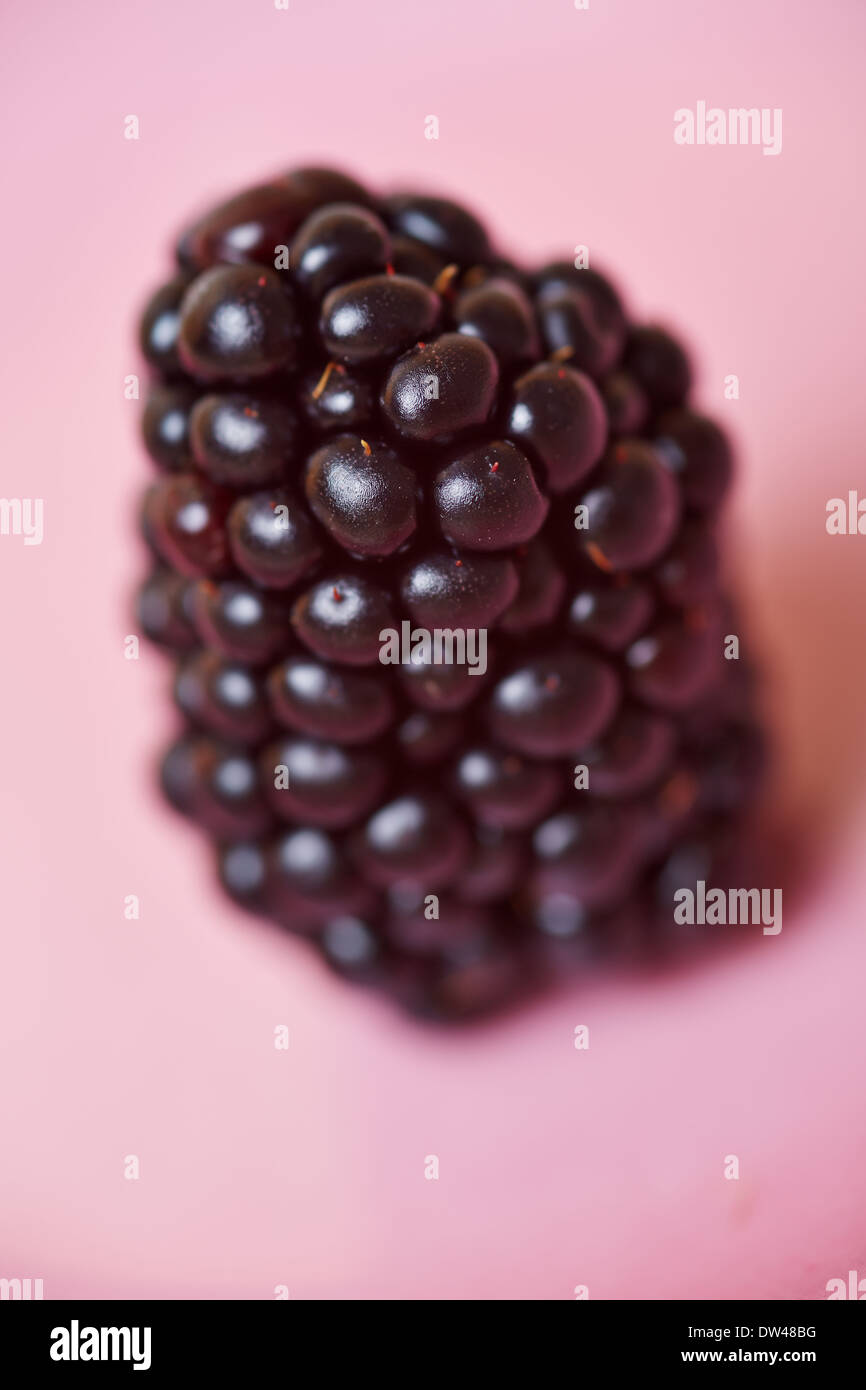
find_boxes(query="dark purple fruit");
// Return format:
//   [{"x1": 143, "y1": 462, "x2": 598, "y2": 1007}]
[
  {"x1": 399, "y1": 550, "x2": 517, "y2": 628},
  {"x1": 653, "y1": 408, "x2": 733, "y2": 511},
  {"x1": 262, "y1": 735, "x2": 385, "y2": 829},
  {"x1": 267, "y1": 656, "x2": 394, "y2": 745},
  {"x1": 384, "y1": 193, "x2": 491, "y2": 265},
  {"x1": 304, "y1": 434, "x2": 417, "y2": 558},
  {"x1": 535, "y1": 285, "x2": 621, "y2": 377},
  {"x1": 319, "y1": 914, "x2": 384, "y2": 981},
  {"x1": 531, "y1": 805, "x2": 644, "y2": 909},
  {"x1": 178, "y1": 266, "x2": 301, "y2": 379},
  {"x1": 567, "y1": 574, "x2": 656, "y2": 652},
  {"x1": 139, "y1": 165, "x2": 764, "y2": 1021},
  {"x1": 497, "y1": 539, "x2": 566, "y2": 635},
  {"x1": 290, "y1": 203, "x2": 390, "y2": 300},
  {"x1": 178, "y1": 181, "x2": 312, "y2": 270},
  {"x1": 227, "y1": 487, "x2": 323, "y2": 589},
  {"x1": 396, "y1": 711, "x2": 465, "y2": 764},
  {"x1": 457, "y1": 827, "x2": 524, "y2": 904},
  {"x1": 653, "y1": 519, "x2": 720, "y2": 606},
  {"x1": 150, "y1": 473, "x2": 232, "y2": 577},
  {"x1": 452, "y1": 747, "x2": 560, "y2": 829},
  {"x1": 319, "y1": 274, "x2": 439, "y2": 365},
  {"x1": 580, "y1": 705, "x2": 676, "y2": 798},
  {"x1": 189, "y1": 392, "x2": 300, "y2": 490},
  {"x1": 600, "y1": 371, "x2": 650, "y2": 436},
  {"x1": 433, "y1": 439, "x2": 548, "y2": 551},
  {"x1": 139, "y1": 273, "x2": 193, "y2": 375},
  {"x1": 385, "y1": 896, "x2": 488, "y2": 956},
  {"x1": 576, "y1": 440, "x2": 681, "y2": 572},
  {"x1": 287, "y1": 165, "x2": 375, "y2": 211},
  {"x1": 626, "y1": 609, "x2": 723, "y2": 712},
  {"x1": 296, "y1": 361, "x2": 376, "y2": 434},
  {"x1": 291, "y1": 573, "x2": 395, "y2": 666},
  {"x1": 505, "y1": 361, "x2": 607, "y2": 493},
  {"x1": 398, "y1": 644, "x2": 490, "y2": 712},
  {"x1": 389, "y1": 235, "x2": 446, "y2": 285},
  {"x1": 354, "y1": 793, "x2": 469, "y2": 888},
  {"x1": 381, "y1": 334, "x2": 499, "y2": 444},
  {"x1": 217, "y1": 840, "x2": 269, "y2": 913},
  {"x1": 142, "y1": 384, "x2": 198, "y2": 472},
  {"x1": 192, "y1": 578, "x2": 291, "y2": 665},
  {"x1": 161, "y1": 734, "x2": 273, "y2": 839},
  {"x1": 454, "y1": 277, "x2": 539, "y2": 368},
  {"x1": 624, "y1": 325, "x2": 692, "y2": 410},
  {"x1": 489, "y1": 648, "x2": 620, "y2": 757},
  {"x1": 137, "y1": 567, "x2": 198, "y2": 652},
  {"x1": 417, "y1": 933, "x2": 526, "y2": 1021},
  {"x1": 267, "y1": 827, "x2": 371, "y2": 921},
  {"x1": 533, "y1": 264, "x2": 627, "y2": 352},
  {"x1": 174, "y1": 649, "x2": 274, "y2": 744}
]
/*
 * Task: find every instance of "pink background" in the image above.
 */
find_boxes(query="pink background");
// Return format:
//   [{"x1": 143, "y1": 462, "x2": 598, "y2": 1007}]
[{"x1": 1, "y1": 0, "x2": 865, "y2": 1299}]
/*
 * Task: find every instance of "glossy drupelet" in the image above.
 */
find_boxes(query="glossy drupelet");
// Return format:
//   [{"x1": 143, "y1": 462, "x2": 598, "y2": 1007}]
[{"x1": 137, "y1": 165, "x2": 765, "y2": 1020}]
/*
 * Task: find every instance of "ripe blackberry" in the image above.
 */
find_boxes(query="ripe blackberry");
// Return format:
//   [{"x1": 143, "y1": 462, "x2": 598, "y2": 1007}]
[
  {"x1": 142, "y1": 384, "x2": 197, "y2": 472},
  {"x1": 191, "y1": 578, "x2": 292, "y2": 665},
  {"x1": 139, "y1": 272, "x2": 193, "y2": 376},
  {"x1": 575, "y1": 440, "x2": 681, "y2": 573},
  {"x1": 291, "y1": 572, "x2": 395, "y2": 665},
  {"x1": 505, "y1": 361, "x2": 606, "y2": 493},
  {"x1": 454, "y1": 277, "x2": 539, "y2": 369},
  {"x1": 227, "y1": 487, "x2": 323, "y2": 588},
  {"x1": 178, "y1": 265, "x2": 301, "y2": 379},
  {"x1": 304, "y1": 434, "x2": 417, "y2": 557},
  {"x1": 174, "y1": 649, "x2": 275, "y2": 744},
  {"x1": 290, "y1": 204, "x2": 390, "y2": 300},
  {"x1": 267, "y1": 656, "x2": 395, "y2": 744},
  {"x1": 381, "y1": 334, "x2": 499, "y2": 444},
  {"x1": 399, "y1": 550, "x2": 518, "y2": 628},
  {"x1": 319, "y1": 274, "x2": 440, "y2": 364},
  {"x1": 433, "y1": 439, "x2": 548, "y2": 551},
  {"x1": 149, "y1": 473, "x2": 233, "y2": 577},
  {"x1": 190, "y1": 391, "x2": 302, "y2": 490},
  {"x1": 296, "y1": 360, "x2": 376, "y2": 434},
  {"x1": 137, "y1": 163, "x2": 766, "y2": 1019}
]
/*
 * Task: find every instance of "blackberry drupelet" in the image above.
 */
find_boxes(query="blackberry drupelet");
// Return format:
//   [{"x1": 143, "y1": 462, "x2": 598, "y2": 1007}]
[{"x1": 136, "y1": 164, "x2": 766, "y2": 1019}]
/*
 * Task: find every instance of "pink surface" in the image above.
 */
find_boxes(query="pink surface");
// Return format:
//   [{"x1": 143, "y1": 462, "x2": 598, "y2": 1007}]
[{"x1": 1, "y1": 0, "x2": 865, "y2": 1299}]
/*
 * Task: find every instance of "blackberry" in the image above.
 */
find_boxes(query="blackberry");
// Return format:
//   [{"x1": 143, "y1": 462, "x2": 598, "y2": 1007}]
[
  {"x1": 149, "y1": 473, "x2": 233, "y2": 577},
  {"x1": 319, "y1": 274, "x2": 440, "y2": 364},
  {"x1": 433, "y1": 439, "x2": 548, "y2": 551},
  {"x1": 227, "y1": 487, "x2": 323, "y2": 588},
  {"x1": 142, "y1": 384, "x2": 197, "y2": 471},
  {"x1": 381, "y1": 333, "x2": 499, "y2": 444},
  {"x1": 296, "y1": 360, "x2": 376, "y2": 434},
  {"x1": 290, "y1": 204, "x2": 390, "y2": 300},
  {"x1": 190, "y1": 391, "x2": 302, "y2": 490},
  {"x1": 267, "y1": 656, "x2": 395, "y2": 744},
  {"x1": 177, "y1": 265, "x2": 301, "y2": 379},
  {"x1": 137, "y1": 162, "x2": 766, "y2": 1019},
  {"x1": 399, "y1": 550, "x2": 518, "y2": 629},
  {"x1": 139, "y1": 272, "x2": 193, "y2": 376},
  {"x1": 304, "y1": 434, "x2": 417, "y2": 557},
  {"x1": 505, "y1": 361, "x2": 607, "y2": 493},
  {"x1": 454, "y1": 277, "x2": 539, "y2": 369},
  {"x1": 174, "y1": 649, "x2": 275, "y2": 744}
]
